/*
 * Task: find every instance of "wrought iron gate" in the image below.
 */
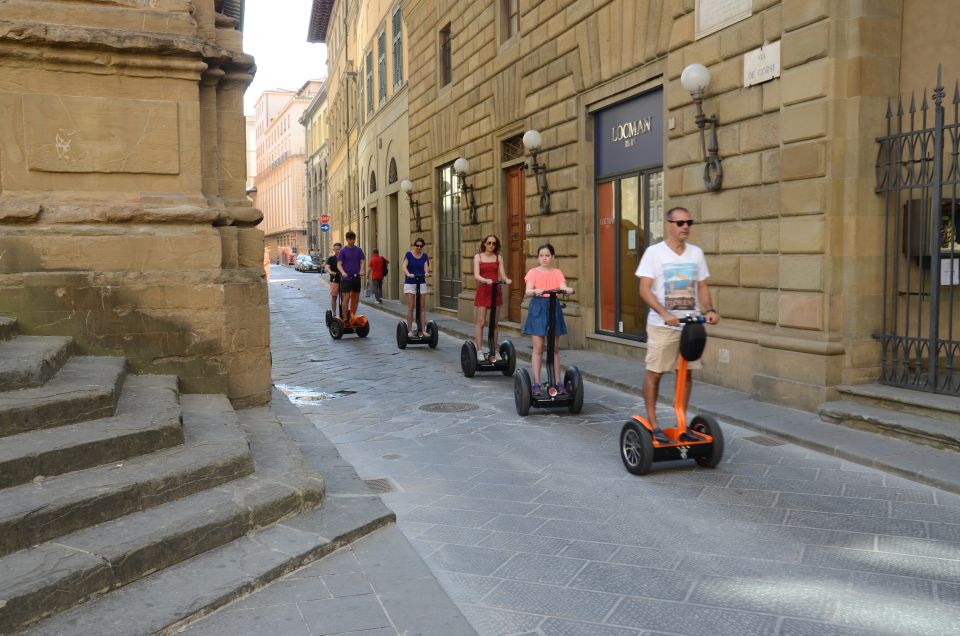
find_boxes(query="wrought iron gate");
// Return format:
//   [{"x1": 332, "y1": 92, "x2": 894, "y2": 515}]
[{"x1": 875, "y1": 67, "x2": 960, "y2": 395}]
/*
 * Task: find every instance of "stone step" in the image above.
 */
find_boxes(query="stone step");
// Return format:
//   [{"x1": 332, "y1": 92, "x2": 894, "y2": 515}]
[
  {"x1": 3, "y1": 401, "x2": 330, "y2": 635},
  {"x1": 0, "y1": 394, "x2": 254, "y2": 558},
  {"x1": 837, "y1": 383, "x2": 960, "y2": 425},
  {"x1": 819, "y1": 400, "x2": 960, "y2": 452},
  {"x1": 0, "y1": 315, "x2": 17, "y2": 341},
  {"x1": 0, "y1": 335, "x2": 73, "y2": 390},
  {"x1": 0, "y1": 375, "x2": 182, "y2": 489},
  {"x1": 0, "y1": 356, "x2": 127, "y2": 437}
]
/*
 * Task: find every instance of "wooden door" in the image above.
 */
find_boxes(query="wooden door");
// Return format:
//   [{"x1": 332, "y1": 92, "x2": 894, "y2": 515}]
[{"x1": 506, "y1": 166, "x2": 525, "y2": 323}]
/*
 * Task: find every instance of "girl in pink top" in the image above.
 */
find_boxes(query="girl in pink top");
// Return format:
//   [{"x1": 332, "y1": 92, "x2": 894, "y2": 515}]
[{"x1": 522, "y1": 243, "x2": 574, "y2": 396}]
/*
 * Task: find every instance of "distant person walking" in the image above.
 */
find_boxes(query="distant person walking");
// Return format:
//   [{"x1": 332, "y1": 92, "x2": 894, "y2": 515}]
[{"x1": 368, "y1": 249, "x2": 386, "y2": 304}]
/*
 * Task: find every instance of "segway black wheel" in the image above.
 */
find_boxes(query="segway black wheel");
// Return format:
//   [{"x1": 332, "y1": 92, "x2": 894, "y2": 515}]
[
  {"x1": 690, "y1": 414, "x2": 724, "y2": 468},
  {"x1": 564, "y1": 366, "x2": 584, "y2": 413},
  {"x1": 461, "y1": 341, "x2": 477, "y2": 377},
  {"x1": 427, "y1": 320, "x2": 439, "y2": 348},
  {"x1": 356, "y1": 321, "x2": 370, "y2": 338},
  {"x1": 513, "y1": 368, "x2": 532, "y2": 417},
  {"x1": 329, "y1": 320, "x2": 344, "y2": 340},
  {"x1": 499, "y1": 340, "x2": 516, "y2": 377},
  {"x1": 620, "y1": 421, "x2": 653, "y2": 475},
  {"x1": 396, "y1": 321, "x2": 408, "y2": 349},
  {"x1": 325, "y1": 309, "x2": 333, "y2": 328}
]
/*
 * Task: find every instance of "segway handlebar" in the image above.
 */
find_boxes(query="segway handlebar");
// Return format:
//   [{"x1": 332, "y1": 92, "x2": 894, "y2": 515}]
[
  {"x1": 679, "y1": 315, "x2": 706, "y2": 324},
  {"x1": 480, "y1": 279, "x2": 508, "y2": 285}
]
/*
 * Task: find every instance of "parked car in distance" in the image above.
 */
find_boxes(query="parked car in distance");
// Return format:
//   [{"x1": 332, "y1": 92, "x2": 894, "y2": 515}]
[{"x1": 294, "y1": 254, "x2": 319, "y2": 272}]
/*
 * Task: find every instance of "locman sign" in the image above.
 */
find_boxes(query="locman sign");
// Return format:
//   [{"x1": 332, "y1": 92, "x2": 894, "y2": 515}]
[
  {"x1": 595, "y1": 88, "x2": 663, "y2": 178},
  {"x1": 611, "y1": 117, "x2": 654, "y2": 146}
]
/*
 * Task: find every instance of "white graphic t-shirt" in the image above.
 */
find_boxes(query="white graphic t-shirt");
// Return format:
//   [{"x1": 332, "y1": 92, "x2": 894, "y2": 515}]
[{"x1": 635, "y1": 241, "x2": 710, "y2": 329}]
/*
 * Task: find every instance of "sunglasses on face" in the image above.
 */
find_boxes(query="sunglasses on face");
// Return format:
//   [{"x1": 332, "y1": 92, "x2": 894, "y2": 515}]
[
  {"x1": 485, "y1": 241, "x2": 497, "y2": 246},
  {"x1": 414, "y1": 243, "x2": 424, "y2": 248},
  {"x1": 668, "y1": 220, "x2": 695, "y2": 227}
]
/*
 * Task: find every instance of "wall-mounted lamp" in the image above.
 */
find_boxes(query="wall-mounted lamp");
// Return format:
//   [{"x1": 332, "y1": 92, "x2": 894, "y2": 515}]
[
  {"x1": 400, "y1": 179, "x2": 422, "y2": 232},
  {"x1": 453, "y1": 157, "x2": 478, "y2": 225},
  {"x1": 681, "y1": 63, "x2": 723, "y2": 192},
  {"x1": 522, "y1": 129, "x2": 551, "y2": 214}
]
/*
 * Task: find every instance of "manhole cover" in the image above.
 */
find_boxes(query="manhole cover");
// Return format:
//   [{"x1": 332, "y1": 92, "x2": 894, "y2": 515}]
[
  {"x1": 364, "y1": 478, "x2": 396, "y2": 493},
  {"x1": 744, "y1": 434, "x2": 785, "y2": 447},
  {"x1": 419, "y1": 402, "x2": 479, "y2": 413}
]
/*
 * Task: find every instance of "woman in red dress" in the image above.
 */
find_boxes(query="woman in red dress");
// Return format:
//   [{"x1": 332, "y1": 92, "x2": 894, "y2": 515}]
[{"x1": 473, "y1": 235, "x2": 513, "y2": 362}]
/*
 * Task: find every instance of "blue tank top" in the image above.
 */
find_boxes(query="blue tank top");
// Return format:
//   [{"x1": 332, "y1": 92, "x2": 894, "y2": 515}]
[{"x1": 405, "y1": 251, "x2": 429, "y2": 283}]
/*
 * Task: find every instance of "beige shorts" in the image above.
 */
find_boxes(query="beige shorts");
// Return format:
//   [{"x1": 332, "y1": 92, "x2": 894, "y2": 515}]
[
  {"x1": 645, "y1": 324, "x2": 702, "y2": 373},
  {"x1": 404, "y1": 283, "x2": 429, "y2": 295}
]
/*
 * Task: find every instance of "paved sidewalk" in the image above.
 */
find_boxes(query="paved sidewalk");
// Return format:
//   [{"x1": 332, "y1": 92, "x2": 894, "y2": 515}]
[{"x1": 304, "y1": 270, "x2": 960, "y2": 496}]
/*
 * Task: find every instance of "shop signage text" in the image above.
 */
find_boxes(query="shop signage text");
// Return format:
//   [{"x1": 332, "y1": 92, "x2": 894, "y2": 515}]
[{"x1": 611, "y1": 117, "x2": 654, "y2": 148}]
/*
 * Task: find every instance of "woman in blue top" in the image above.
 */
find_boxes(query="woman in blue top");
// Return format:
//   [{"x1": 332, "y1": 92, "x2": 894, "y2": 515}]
[{"x1": 402, "y1": 238, "x2": 431, "y2": 337}]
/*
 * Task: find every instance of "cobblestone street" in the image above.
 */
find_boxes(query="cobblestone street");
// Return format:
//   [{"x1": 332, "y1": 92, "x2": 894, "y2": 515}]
[{"x1": 265, "y1": 270, "x2": 960, "y2": 636}]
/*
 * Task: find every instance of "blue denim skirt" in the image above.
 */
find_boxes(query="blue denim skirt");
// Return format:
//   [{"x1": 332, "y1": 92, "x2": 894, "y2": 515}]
[{"x1": 522, "y1": 296, "x2": 567, "y2": 337}]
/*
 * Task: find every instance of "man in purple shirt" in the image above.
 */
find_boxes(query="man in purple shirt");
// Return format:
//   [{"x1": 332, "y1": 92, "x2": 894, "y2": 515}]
[{"x1": 337, "y1": 231, "x2": 365, "y2": 320}]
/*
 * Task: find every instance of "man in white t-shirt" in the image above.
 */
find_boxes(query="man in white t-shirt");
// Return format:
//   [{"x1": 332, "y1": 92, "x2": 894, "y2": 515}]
[{"x1": 635, "y1": 206, "x2": 720, "y2": 442}]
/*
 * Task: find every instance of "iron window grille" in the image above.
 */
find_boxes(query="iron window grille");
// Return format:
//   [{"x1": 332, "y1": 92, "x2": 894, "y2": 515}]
[
  {"x1": 439, "y1": 24, "x2": 452, "y2": 87},
  {"x1": 392, "y1": 7, "x2": 404, "y2": 87},
  {"x1": 378, "y1": 31, "x2": 387, "y2": 104}
]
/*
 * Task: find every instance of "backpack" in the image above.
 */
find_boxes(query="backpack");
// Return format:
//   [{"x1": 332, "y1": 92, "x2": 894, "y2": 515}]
[{"x1": 382, "y1": 258, "x2": 389, "y2": 278}]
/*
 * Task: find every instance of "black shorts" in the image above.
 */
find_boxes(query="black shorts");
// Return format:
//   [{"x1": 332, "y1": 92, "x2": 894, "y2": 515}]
[{"x1": 341, "y1": 276, "x2": 362, "y2": 293}]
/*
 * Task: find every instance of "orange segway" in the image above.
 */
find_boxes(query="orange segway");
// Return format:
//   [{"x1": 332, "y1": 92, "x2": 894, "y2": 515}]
[
  {"x1": 328, "y1": 275, "x2": 369, "y2": 339},
  {"x1": 620, "y1": 315, "x2": 723, "y2": 474}
]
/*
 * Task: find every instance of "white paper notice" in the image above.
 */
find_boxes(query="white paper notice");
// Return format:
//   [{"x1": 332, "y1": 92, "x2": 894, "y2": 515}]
[{"x1": 942, "y1": 258, "x2": 960, "y2": 285}]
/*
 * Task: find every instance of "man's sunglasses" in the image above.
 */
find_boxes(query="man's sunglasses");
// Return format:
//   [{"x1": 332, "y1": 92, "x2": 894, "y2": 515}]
[{"x1": 668, "y1": 220, "x2": 695, "y2": 227}]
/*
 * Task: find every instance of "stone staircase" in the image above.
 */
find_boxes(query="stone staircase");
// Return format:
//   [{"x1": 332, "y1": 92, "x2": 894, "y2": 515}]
[
  {"x1": 818, "y1": 383, "x2": 960, "y2": 452},
  {"x1": 0, "y1": 316, "x2": 336, "y2": 634}
]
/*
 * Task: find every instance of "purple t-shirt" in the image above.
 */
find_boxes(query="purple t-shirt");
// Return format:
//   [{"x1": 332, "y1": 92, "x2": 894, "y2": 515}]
[{"x1": 338, "y1": 245, "x2": 365, "y2": 277}]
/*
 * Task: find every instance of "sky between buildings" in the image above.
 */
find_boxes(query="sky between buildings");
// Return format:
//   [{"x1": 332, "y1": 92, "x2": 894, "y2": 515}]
[{"x1": 243, "y1": 0, "x2": 328, "y2": 115}]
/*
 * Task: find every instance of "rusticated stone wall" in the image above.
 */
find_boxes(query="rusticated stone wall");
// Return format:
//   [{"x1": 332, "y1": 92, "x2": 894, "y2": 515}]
[{"x1": 0, "y1": 0, "x2": 271, "y2": 406}]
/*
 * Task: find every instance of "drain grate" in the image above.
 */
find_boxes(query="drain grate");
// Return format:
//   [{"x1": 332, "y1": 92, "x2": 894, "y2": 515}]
[
  {"x1": 364, "y1": 478, "x2": 396, "y2": 494},
  {"x1": 419, "y1": 402, "x2": 479, "y2": 413},
  {"x1": 744, "y1": 434, "x2": 786, "y2": 447}
]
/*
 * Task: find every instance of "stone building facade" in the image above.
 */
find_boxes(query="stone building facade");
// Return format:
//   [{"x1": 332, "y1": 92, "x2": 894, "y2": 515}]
[
  {"x1": 310, "y1": 0, "x2": 359, "y2": 250},
  {"x1": 403, "y1": 0, "x2": 960, "y2": 409},
  {"x1": 302, "y1": 81, "x2": 331, "y2": 261},
  {"x1": 355, "y1": 1, "x2": 411, "y2": 301},
  {"x1": 254, "y1": 81, "x2": 322, "y2": 264},
  {"x1": 310, "y1": 0, "x2": 416, "y2": 301},
  {"x1": 0, "y1": 0, "x2": 270, "y2": 406}
]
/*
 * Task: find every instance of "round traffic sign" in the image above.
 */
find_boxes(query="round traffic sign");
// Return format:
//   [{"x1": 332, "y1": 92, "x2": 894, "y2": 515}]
[
  {"x1": 320, "y1": 223, "x2": 330, "y2": 232},
  {"x1": 320, "y1": 214, "x2": 329, "y2": 224}
]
